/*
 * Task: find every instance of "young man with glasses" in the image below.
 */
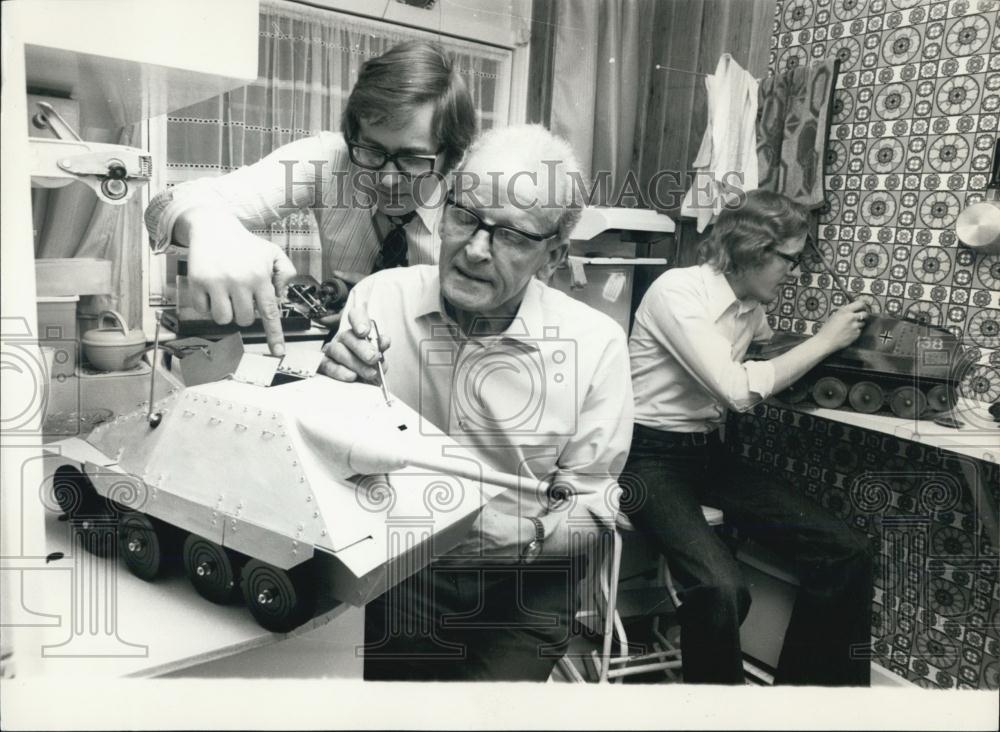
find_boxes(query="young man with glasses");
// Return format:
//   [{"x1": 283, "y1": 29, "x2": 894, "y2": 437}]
[
  {"x1": 624, "y1": 189, "x2": 874, "y2": 686},
  {"x1": 144, "y1": 41, "x2": 476, "y2": 356},
  {"x1": 319, "y1": 124, "x2": 633, "y2": 681}
]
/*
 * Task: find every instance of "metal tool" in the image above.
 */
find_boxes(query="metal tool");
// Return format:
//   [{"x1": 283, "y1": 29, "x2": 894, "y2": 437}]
[
  {"x1": 147, "y1": 312, "x2": 163, "y2": 427},
  {"x1": 807, "y1": 236, "x2": 856, "y2": 305},
  {"x1": 369, "y1": 319, "x2": 392, "y2": 406},
  {"x1": 286, "y1": 282, "x2": 326, "y2": 317},
  {"x1": 286, "y1": 276, "x2": 352, "y2": 321}
]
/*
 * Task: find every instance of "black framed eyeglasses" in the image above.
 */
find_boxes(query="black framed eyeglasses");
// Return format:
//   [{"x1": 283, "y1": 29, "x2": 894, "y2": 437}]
[
  {"x1": 347, "y1": 140, "x2": 440, "y2": 175},
  {"x1": 443, "y1": 193, "x2": 559, "y2": 249},
  {"x1": 771, "y1": 247, "x2": 803, "y2": 270}
]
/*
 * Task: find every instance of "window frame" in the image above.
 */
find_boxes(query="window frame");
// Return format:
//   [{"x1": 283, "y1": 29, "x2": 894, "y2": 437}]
[{"x1": 142, "y1": 0, "x2": 531, "y2": 335}]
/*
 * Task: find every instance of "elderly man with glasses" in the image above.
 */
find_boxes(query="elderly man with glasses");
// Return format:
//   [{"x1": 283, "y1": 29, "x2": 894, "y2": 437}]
[
  {"x1": 144, "y1": 41, "x2": 476, "y2": 356},
  {"x1": 320, "y1": 123, "x2": 633, "y2": 681},
  {"x1": 624, "y1": 189, "x2": 874, "y2": 686}
]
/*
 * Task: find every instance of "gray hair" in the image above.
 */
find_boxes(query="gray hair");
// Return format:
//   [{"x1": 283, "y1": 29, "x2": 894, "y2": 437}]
[{"x1": 454, "y1": 123, "x2": 585, "y2": 243}]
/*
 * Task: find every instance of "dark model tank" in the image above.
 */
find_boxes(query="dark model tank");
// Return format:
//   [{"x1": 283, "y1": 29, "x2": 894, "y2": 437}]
[{"x1": 748, "y1": 315, "x2": 975, "y2": 419}]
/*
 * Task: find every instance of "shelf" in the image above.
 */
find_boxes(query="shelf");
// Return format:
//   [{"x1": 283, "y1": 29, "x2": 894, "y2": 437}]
[
  {"x1": 769, "y1": 397, "x2": 999, "y2": 463},
  {"x1": 570, "y1": 207, "x2": 676, "y2": 241},
  {"x1": 20, "y1": 0, "x2": 259, "y2": 130},
  {"x1": 10, "y1": 509, "x2": 346, "y2": 679}
]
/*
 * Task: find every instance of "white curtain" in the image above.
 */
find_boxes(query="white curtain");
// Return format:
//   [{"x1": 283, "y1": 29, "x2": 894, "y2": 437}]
[
  {"x1": 163, "y1": 0, "x2": 511, "y2": 280},
  {"x1": 33, "y1": 124, "x2": 144, "y2": 328},
  {"x1": 548, "y1": 0, "x2": 645, "y2": 199}
]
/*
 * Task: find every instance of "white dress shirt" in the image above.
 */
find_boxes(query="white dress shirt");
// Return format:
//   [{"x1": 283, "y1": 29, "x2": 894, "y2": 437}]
[
  {"x1": 630, "y1": 263, "x2": 776, "y2": 433},
  {"x1": 144, "y1": 132, "x2": 442, "y2": 278},
  {"x1": 340, "y1": 265, "x2": 634, "y2": 534}
]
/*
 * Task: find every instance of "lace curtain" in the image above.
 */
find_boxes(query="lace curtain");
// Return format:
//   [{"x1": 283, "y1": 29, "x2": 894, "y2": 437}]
[{"x1": 163, "y1": 0, "x2": 511, "y2": 280}]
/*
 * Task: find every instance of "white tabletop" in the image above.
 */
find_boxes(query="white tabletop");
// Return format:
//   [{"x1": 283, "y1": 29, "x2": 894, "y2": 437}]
[
  {"x1": 11, "y1": 509, "x2": 346, "y2": 679},
  {"x1": 770, "y1": 397, "x2": 999, "y2": 464}
]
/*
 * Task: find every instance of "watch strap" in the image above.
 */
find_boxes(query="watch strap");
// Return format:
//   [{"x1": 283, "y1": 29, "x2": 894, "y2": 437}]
[
  {"x1": 528, "y1": 515, "x2": 545, "y2": 542},
  {"x1": 520, "y1": 516, "x2": 545, "y2": 564}
]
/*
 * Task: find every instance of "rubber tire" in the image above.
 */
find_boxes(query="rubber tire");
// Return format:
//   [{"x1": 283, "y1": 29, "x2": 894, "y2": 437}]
[
  {"x1": 183, "y1": 535, "x2": 244, "y2": 604},
  {"x1": 51, "y1": 465, "x2": 105, "y2": 518},
  {"x1": 241, "y1": 559, "x2": 317, "y2": 633},
  {"x1": 812, "y1": 376, "x2": 848, "y2": 409},
  {"x1": 118, "y1": 512, "x2": 178, "y2": 581},
  {"x1": 889, "y1": 386, "x2": 927, "y2": 419},
  {"x1": 848, "y1": 381, "x2": 884, "y2": 414},
  {"x1": 926, "y1": 384, "x2": 956, "y2": 412},
  {"x1": 777, "y1": 380, "x2": 811, "y2": 405}
]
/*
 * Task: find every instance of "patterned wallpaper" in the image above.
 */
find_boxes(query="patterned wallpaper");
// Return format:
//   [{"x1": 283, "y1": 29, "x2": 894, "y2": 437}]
[
  {"x1": 722, "y1": 0, "x2": 1000, "y2": 691},
  {"x1": 768, "y1": 0, "x2": 1000, "y2": 405},
  {"x1": 728, "y1": 405, "x2": 999, "y2": 689}
]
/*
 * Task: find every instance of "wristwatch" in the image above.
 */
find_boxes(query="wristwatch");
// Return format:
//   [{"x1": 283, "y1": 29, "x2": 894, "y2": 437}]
[{"x1": 520, "y1": 516, "x2": 545, "y2": 565}]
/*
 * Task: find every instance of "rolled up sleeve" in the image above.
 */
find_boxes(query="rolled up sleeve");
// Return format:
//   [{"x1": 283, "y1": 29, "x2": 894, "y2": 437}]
[
  {"x1": 643, "y1": 280, "x2": 776, "y2": 412},
  {"x1": 144, "y1": 132, "x2": 347, "y2": 250}
]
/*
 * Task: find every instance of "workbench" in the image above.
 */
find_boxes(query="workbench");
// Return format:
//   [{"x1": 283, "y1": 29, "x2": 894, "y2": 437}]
[{"x1": 7, "y1": 502, "x2": 348, "y2": 679}]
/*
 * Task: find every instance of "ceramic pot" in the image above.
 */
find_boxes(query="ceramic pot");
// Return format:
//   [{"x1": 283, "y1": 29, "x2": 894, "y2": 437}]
[{"x1": 81, "y1": 310, "x2": 147, "y2": 371}]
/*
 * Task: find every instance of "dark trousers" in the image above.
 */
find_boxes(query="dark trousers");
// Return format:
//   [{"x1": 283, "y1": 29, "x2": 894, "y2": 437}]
[
  {"x1": 622, "y1": 423, "x2": 873, "y2": 686},
  {"x1": 363, "y1": 558, "x2": 583, "y2": 681}
]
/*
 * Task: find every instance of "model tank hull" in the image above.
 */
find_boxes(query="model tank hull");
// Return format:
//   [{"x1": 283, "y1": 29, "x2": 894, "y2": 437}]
[
  {"x1": 44, "y1": 375, "x2": 500, "y2": 632},
  {"x1": 749, "y1": 316, "x2": 974, "y2": 418}
]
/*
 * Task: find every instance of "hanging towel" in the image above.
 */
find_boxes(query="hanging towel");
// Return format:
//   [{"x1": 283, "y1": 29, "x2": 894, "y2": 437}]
[
  {"x1": 756, "y1": 59, "x2": 838, "y2": 208},
  {"x1": 681, "y1": 53, "x2": 759, "y2": 233}
]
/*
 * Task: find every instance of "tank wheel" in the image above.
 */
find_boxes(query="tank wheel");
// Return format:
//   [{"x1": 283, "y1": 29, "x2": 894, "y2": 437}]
[
  {"x1": 777, "y1": 380, "x2": 811, "y2": 405},
  {"x1": 848, "y1": 381, "x2": 884, "y2": 414},
  {"x1": 889, "y1": 386, "x2": 927, "y2": 419},
  {"x1": 926, "y1": 384, "x2": 957, "y2": 412},
  {"x1": 118, "y1": 512, "x2": 178, "y2": 581},
  {"x1": 51, "y1": 465, "x2": 105, "y2": 518},
  {"x1": 183, "y1": 535, "x2": 244, "y2": 604},
  {"x1": 812, "y1": 377, "x2": 848, "y2": 409},
  {"x1": 50, "y1": 466, "x2": 118, "y2": 557},
  {"x1": 241, "y1": 559, "x2": 317, "y2": 633}
]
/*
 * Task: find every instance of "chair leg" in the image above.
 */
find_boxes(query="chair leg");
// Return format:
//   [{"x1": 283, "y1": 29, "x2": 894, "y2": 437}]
[
  {"x1": 599, "y1": 528, "x2": 623, "y2": 683},
  {"x1": 596, "y1": 508, "x2": 722, "y2": 685},
  {"x1": 556, "y1": 655, "x2": 586, "y2": 683},
  {"x1": 660, "y1": 554, "x2": 682, "y2": 608}
]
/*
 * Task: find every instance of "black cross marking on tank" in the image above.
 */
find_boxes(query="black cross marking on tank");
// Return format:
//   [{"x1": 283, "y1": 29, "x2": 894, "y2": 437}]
[{"x1": 878, "y1": 330, "x2": 894, "y2": 345}]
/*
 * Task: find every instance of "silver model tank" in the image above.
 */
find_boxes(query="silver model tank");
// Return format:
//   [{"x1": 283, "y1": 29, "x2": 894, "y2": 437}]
[{"x1": 47, "y1": 368, "x2": 501, "y2": 632}]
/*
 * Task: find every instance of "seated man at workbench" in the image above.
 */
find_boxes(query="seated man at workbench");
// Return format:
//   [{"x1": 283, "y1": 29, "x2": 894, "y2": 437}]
[
  {"x1": 320, "y1": 124, "x2": 633, "y2": 681},
  {"x1": 625, "y1": 189, "x2": 874, "y2": 685}
]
